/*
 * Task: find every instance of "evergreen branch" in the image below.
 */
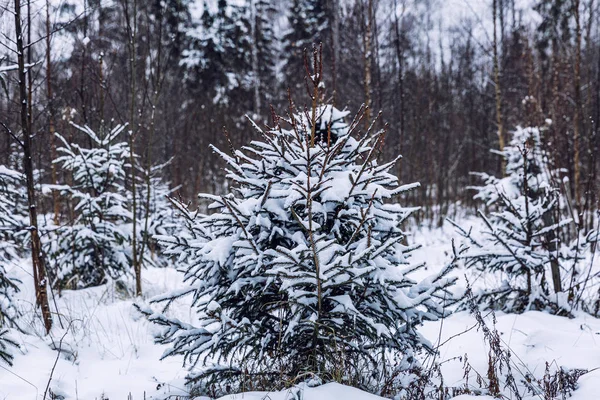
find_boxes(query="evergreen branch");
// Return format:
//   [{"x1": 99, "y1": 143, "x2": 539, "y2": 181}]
[
  {"x1": 221, "y1": 196, "x2": 259, "y2": 255},
  {"x1": 477, "y1": 210, "x2": 536, "y2": 275},
  {"x1": 345, "y1": 190, "x2": 377, "y2": 247}
]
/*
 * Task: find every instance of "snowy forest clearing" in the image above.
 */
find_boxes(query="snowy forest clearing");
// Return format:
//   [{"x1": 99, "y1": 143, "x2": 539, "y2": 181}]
[
  {"x1": 2, "y1": 220, "x2": 599, "y2": 400},
  {"x1": 1, "y1": 82, "x2": 598, "y2": 399},
  {"x1": 2, "y1": 0, "x2": 600, "y2": 397}
]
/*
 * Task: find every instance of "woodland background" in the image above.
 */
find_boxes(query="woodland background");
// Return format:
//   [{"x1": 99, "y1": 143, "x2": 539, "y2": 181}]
[
  {"x1": 2, "y1": 2, "x2": 600, "y2": 398},
  {"x1": 0, "y1": 0, "x2": 599, "y2": 227}
]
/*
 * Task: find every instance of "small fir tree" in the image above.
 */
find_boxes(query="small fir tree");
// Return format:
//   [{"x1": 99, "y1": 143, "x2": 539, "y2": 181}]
[
  {"x1": 139, "y1": 94, "x2": 455, "y2": 393},
  {"x1": 452, "y1": 126, "x2": 573, "y2": 313},
  {"x1": 0, "y1": 265, "x2": 18, "y2": 365},
  {"x1": 0, "y1": 165, "x2": 26, "y2": 264},
  {"x1": 46, "y1": 123, "x2": 134, "y2": 289},
  {"x1": 0, "y1": 165, "x2": 24, "y2": 365}
]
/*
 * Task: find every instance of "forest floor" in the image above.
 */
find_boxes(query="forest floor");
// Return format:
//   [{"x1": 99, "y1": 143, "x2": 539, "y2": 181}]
[{"x1": 2, "y1": 216, "x2": 600, "y2": 400}]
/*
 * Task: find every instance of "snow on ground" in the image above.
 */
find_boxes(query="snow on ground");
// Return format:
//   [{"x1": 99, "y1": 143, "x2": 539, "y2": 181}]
[
  {"x1": 1, "y1": 217, "x2": 600, "y2": 399},
  {"x1": 1, "y1": 267, "x2": 191, "y2": 400},
  {"x1": 216, "y1": 383, "x2": 386, "y2": 400},
  {"x1": 412, "y1": 217, "x2": 600, "y2": 398},
  {"x1": 419, "y1": 310, "x2": 600, "y2": 399}
]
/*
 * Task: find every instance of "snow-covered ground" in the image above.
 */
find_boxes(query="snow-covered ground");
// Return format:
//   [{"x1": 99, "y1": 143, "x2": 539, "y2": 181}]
[
  {"x1": 1, "y1": 267, "x2": 190, "y2": 400},
  {"x1": 1, "y1": 217, "x2": 599, "y2": 399}
]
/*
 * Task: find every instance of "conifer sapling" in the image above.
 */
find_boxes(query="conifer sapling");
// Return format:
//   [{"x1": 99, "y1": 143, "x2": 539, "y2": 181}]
[
  {"x1": 452, "y1": 126, "x2": 573, "y2": 313},
  {"x1": 46, "y1": 123, "x2": 135, "y2": 289},
  {"x1": 0, "y1": 165, "x2": 24, "y2": 365},
  {"x1": 139, "y1": 92, "x2": 456, "y2": 393}
]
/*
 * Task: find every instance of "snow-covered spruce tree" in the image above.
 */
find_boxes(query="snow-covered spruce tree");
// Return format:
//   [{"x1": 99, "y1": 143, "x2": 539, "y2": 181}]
[
  {"x1": 139, "y1": 102, "x2": 456, "y2": 394},
  {"x1": 45, "y1": 123, "x2": 135, "y2": 289},
  {"x1": 0, "y1": 263, "x2": 18, "y2": 365},
  {"x1": 0, "y1": 165, "x2": 26, "y2": 265},
  {"x1": 0, "y1": 165, "x2": 23, "y2": 365},
  {"x1": 452, "y1": 126, "x2": 572, "y2": 314},
  {"x1": 0, "y1": 277, "x2": 18, "y2": 366}
]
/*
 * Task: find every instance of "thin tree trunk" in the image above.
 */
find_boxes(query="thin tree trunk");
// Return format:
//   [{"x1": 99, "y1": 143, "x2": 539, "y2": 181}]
[
  {"x1": 499, "y1": 0, "x2": 505, "y2": 44},
  {"x1": 583, "y1": 0, "x2": 595, "y2": 229},
  {"x1": 373, "y1": 6, "x2": 382, "y2": 114},
  {"x1": 363, "y1": 0, "x2": 373, "y2": 127},
  {"x1": 140, "y1": 4, "x2": 165, "y2": 264},
  {"x1": 308, "y1": 46, "x2": 322, "y2": 148},
  {"x1": 27, "y1": 0, "x2": 32, "y2": 133},
  {"x1": 99, "y1": 53, "x2": 105, "y2": 128},
  {"x1": 590, "y1": 19, "x2": 600, "y2": 228},
  {"x1": 522, "y1": 150, "x2": 536, "y2": 296},
  {"x1": 573, "y1": 0, "x2": 583, "y2": 214},
  {"x1": 14, "y1": 0, "x2": 53, "y2": 333},
  {"x1": 393, "y1": 0, "x2": 405, "y2": 178},
  {"x1": 46, "y1": 0, "x2": 59, "y2": 225},
  {"x1": 305, "y1": 49, "x2": 323, "y2": 369},
  {"x1": 250, "y1": 0, "x2": 260, "y2": 116},
  {"x1": 124, "y1": 0, "x2": 141, "y2": 296},
  {"x1": 80, "y1": 0, "x2": 88, "y2": 124},
  {"x1": 493, "y1": 0, "x2": 505, "y2": 168},
  {"x1": 331, "y1": 0, "x2": 339, "y2": 105},
  {"x1": 511, "y1": 0, "x2": 516, "y2": 31}
]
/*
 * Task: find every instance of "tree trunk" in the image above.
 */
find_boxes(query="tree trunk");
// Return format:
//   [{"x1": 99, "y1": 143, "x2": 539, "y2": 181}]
[
  {"x1": 363, "y1": 0, "x2": 373, "y2": 127},
  {"x1": 46, "y1": 0, "x2": 59, "y2": 225},
  {"x1": 393, "y1": 0, "x2": 405, "y2": 178},
  {"x1": 493, "y1": 0, "x2": 505, "y2": 173},
  {"x1": 14, "y1": 0, "x2": 53, "y2": 334},
  {"x1": 124, "y1": 0, "x2": 141, "y2": 296},
  {"x1": 589, "y1": 17, "x2": 600, "y2": 229},
  {"x1": 499, "y1": 0, "x2": 505, "y2": 44},
  {"x1": 572, "y1": 0, "x2": 583, "y2": 215},
  {"x1": 140, "y1": 4, "x2": 165, "y2": 265},
  {"x1": 331, "y1": 0, "x2": 340, "y2": 105},
  {"x1": 250, "y1": 0, "x2": 260, "y2": 116}
]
